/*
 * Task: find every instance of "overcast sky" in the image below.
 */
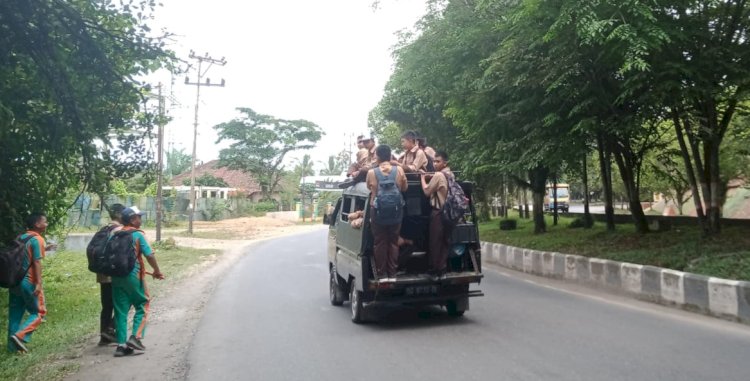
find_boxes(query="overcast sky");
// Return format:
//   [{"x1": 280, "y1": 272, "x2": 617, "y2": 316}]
[{"x1": 148, "y1": 0, "x2": 428, "y2": 172}]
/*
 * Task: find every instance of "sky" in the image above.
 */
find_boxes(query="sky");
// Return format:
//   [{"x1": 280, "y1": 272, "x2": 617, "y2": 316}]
[{"x1": 148, "y1": 0, "x2": 428, "y2": 172}]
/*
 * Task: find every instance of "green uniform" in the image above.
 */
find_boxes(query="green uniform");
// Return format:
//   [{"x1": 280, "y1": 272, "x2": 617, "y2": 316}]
[
  {"x1": 7, "y1": 232, "x2": 46, "y2": 352},
  {"x1": 111, "y1": 229, "x2": 153, "y2": 345}
]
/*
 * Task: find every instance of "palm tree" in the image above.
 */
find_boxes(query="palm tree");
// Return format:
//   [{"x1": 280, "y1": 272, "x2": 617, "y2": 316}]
[
  {"x1": 319, "y1": 155, "x2": 343, "y2": 176},
  {"x1": 294, "y1": 154, "x2": 315, "y2": 178}
]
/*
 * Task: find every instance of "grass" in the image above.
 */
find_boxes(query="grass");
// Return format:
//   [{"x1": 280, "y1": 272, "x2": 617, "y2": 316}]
[
  {"x1": 480, "y1": 216, "x2": 750, "y2": 281},
  {"x1": 0, "y1": 246, "x2": 220, "y2": 381},
  {"x1": 173, "y1": 230, "x2": 239, "y2": 240}
]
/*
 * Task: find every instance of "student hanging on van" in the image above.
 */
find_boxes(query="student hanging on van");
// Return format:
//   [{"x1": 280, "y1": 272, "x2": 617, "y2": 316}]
[
  {"x1": 111, "y1": 206, "x2": 165, "y2": 357},
  {"x1": 420, "y1": 151, "x2": 453, "y2": 277},
  {"x1": 393, "y1": 131, "x2": 428, "y2": 173},
  {"x1": 367, "y1": 145, "x2": 407, "y2": 280},
  {"x1": 7, "y1": 212, "x2": 56, "y2": 353}
]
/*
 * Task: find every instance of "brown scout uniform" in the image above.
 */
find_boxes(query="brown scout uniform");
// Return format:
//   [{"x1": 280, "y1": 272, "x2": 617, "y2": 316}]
[
  {"x1": 424, "y1": 167, "x2": 452, "y2": 274},
  {"x1": 366, "y1": 162, "x2": 408, "y2": 278},
  {"x1": 398, "y1": 145, "x2": 428, "y2": 173}
]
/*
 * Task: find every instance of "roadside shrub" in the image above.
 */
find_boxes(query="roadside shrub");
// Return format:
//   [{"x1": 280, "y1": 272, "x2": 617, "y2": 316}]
[
  {"x1": 204, "y1": 199, "x2": 229, "y2": 221},
  {"x1": 152, "y1": 237, "x2": 178, "y2": 251},
  {"x1": 499, "y1": 219, "x2": 517, "y2": 231},
  {"x1": 568, "y1": 216, "x2": 594, "y2": 229},
  {"x1": 255, "y1": 201, "x2": 278, "y2": 213}
]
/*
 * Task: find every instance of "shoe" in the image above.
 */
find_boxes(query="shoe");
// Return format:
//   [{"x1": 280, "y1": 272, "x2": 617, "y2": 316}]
[
  {"x1": 114, "y1": 346, "x2": 134, "y2": 357},
  {"x1": 126, "y1": 335, "x2": 145, "y2": 351},
  {"x1": 99, "y1": 330, "x2": 116, "y2": 346},
  {"x1": 10, "y1": 335, "x2": 28, "y2": 353}
]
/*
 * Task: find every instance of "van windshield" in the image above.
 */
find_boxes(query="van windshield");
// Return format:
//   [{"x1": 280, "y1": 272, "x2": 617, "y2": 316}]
[{"x1": 548, "y1": 188, "x2": 569, "y2": 198}]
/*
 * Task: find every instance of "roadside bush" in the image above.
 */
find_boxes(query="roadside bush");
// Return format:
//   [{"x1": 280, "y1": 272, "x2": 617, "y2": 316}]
[
  {"x1": 499, "y1": 219, "x2": 517, "y2": 231},
  {"x1": 255, "y1": 201, "x2": 278, "y2": 213},
  {"x1": 568, "y1": 216, "x2": 594, "y2": 229},
  {"x1": 204, "y1": 199, "x2": 229, "y2": 221},
  {"x1": 152, "y1": 237, "x2": 178, "y2": 251}
]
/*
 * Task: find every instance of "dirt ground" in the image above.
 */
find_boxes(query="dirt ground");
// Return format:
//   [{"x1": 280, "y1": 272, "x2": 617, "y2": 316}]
[{"x1": 65, "y1": 218, "x2": 324, "y2": 381}]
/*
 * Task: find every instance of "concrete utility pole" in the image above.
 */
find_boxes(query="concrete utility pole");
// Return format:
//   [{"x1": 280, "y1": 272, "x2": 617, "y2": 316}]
[
  {"x1": 184, "y1": 51, "x2": 226, "y2": 234},
  {"x1": 156, "y1": 83, "x2": 165, "y2": 242}
]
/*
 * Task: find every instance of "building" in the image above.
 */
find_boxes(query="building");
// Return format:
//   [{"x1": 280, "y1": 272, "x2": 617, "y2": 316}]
[{"x1": 170, "y1": 160, "x2": 275, "y2": 202}]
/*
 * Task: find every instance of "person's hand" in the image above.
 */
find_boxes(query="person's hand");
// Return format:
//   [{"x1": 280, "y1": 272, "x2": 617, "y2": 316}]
[
  {"x1": 149, "y1": 271, "x2": 165, "y2": 280},
  {"x1": 33, "y1": 283, "x2": 42, "y2": 296}
]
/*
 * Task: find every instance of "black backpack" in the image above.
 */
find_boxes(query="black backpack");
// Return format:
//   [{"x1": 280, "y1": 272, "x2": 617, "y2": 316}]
[
  {"x1": 87, "y1": 225, "x2": 119, "y2": 273},
  {"x1": 425, "y1": 154, "x2": 436, "y2": 173},
  {"x1": 372, "y1": 167, "x2": 404, "y2": 225},
  {"x1": 441, "y1": 175, "x2": 469, "y2": 229},
  {"x1": 0, "y1": 235, "x2": 35, "y2": 288},
  {"x1": 90, "y1": 229, "x2": 138, "y2": 277}
]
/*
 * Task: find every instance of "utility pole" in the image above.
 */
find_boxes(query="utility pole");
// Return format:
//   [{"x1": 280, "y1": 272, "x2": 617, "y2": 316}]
[
  {"x1": 156, "y1": 83, "x2": 165, "y2": 242},
  {"x1": 184, "y1": 51, "x2": 226, "y2": 234}
]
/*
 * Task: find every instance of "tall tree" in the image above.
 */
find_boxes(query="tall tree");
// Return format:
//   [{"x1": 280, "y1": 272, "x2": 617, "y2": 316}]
[
  {"x1": 295, "y1": 154, "x2": 316, "y2": 178},
  {"x1": 319, "y1": 155, "x2": 344, "y2": 176},
  {"x1": 0, "y1": 0, "x2": 172, "y2": 240},
  {"x1": 215, "y1": 108, "x2": 323, "y2": 200},
  {"x1": 166, "y1": 148, "x2": 192, "y2": 177}
]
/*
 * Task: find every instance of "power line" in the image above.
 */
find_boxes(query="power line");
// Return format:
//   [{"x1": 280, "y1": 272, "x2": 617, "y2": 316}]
[{"x1": 184, "y1": 50, "x2": 226, "y2": 234}]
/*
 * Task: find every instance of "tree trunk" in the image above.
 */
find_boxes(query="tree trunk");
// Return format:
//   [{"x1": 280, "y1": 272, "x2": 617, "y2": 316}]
[
  {"x1": 612, "y1": 147, "x2": 650, "y2": 234},
  {"x1": 529, "y1": 166, "x2": 549, "y2": 234},
  {"x1": 672, "y1": 112, "x2": 709, "y2": 235},
  {"x1": 597, "y1": 132, "x2": 616, "y2": 231},
  {"x1": 523, "y1": 189, "x2": 530, "y2": 219},
  {"x1": 707, "y1": 140, "x2": 722, "y2": 233},
  {"x1": 553, "y1": 176, "x2": 559, "y2": 226},
  {"x1": 582, "y1": 153, "x2": 592, "y2": 228}
]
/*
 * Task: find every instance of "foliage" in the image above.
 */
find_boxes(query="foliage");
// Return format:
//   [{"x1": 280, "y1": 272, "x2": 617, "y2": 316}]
[
  {"x1": 182, "y1": 173, "x2": 229, "y2": 187},
  {"x1": 166, "y1": 148, "x2": 192, "y2": 177},
  {"x1": 0, "y1": 0, "x2": 174, "y2": 241},
  {"x1": 373, "y1": 0, "x2": 750, "y2": 236},
  {"x1": 294, "y1": 154, "x2": 316, "y2": 178},
  {"x1": 215, "y1": 108, "x2": 323, "y2": 199},
  {"x1": 203, "y1": 199, "x2": 229, "y2": 221},
  {"x1": 319, "y1": 155, "x2": 345, "y2": 176}
]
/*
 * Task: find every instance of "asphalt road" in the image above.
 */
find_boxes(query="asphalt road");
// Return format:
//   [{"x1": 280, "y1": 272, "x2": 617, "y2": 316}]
[{"x1": 187, "y1": 229, "x2": 750, "y2": 381}]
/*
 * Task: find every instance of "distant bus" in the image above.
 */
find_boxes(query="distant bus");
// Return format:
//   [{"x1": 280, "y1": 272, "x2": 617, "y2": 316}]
[{"x1": 543, "y1": 183, "x2": 570, "y2": 213}]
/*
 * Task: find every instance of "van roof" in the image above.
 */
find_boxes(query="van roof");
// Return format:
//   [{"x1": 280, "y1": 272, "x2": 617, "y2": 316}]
[{"x1": 342, "y1": 182, "x2": 371, "y2": 198}]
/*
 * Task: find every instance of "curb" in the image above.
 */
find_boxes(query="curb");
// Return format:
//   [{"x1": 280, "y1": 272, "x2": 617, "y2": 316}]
[{"x1": 480, "y1": 241, "x2": 750, "y2": 325}]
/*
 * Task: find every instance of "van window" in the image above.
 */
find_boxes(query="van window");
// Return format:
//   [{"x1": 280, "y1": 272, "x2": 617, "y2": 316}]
[
  {"x1": 340, "y1": 196, "x2": 353, "y2": 222},
  {"x1": 548, "y1": 188, "x2": 569, "y2": 198}
]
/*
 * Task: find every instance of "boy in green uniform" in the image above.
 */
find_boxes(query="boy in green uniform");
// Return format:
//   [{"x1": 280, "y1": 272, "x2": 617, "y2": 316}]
[
  {"x1": 112, "y1": 206, "x2": 165, "y2": 357},
  {"x1": 8, "y1": 212, "x2": 56, "y2": 353},
  {"x1": 97, "y1": 203, "x2": 125, "y2": 345}
]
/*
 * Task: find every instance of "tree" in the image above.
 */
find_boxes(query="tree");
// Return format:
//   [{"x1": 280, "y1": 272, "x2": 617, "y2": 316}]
[
  {"x1": 0, "y1": 0, "x2": 173, "y2": 241},
  {"x1": 215, "y1": 108, "x2": 323, "y2": 200},
  {"x1": 320, "y1": 155, "x2": 344, "y2": 176},
  {"x1": 294, "y1": 154, "x2": 316, "y2": 178},
  {"x1": 166, "y1": 148, "x2": 192, "y2": 177},
  {"x1": 182, "y1": 174, "x2": 229, "y2": 187}
]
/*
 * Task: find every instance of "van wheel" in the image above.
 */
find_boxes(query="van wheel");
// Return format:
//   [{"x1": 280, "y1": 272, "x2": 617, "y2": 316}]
[
  {"x1": 350, "y1": 281, "x2": 364, "y2": 324},
  {"x1": 446, "y1": 300, "x2": 466, "y2": 317},
  {"x1": 329, "y1": 269, "x2": 345, "y2": 306}
]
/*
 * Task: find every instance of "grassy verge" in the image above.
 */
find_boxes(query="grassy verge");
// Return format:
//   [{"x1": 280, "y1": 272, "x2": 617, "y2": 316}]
[
  {"x1": 0, "y1": 246, "x2": 220, "y2": 381},
  {"x1": 480, "y1": 216, "x2": 750, "y2": 281}
]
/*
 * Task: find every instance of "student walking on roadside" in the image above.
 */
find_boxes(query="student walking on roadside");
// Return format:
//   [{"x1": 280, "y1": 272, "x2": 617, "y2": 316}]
[
  {"x1": 111, "y1": 206, "x2": 165, "y2": 357},
  {"x1": 7, "y1": 212, "x2": 56, "y2": 353},
  {"x1": 96, "y1": 203, "x2": 125, "y2": 346},
  {"x1": 367, "y1": 145, "x2": 407, "y2": 280},
  {"x1": 421, "y1": 151, "x2": 453, "y2": 277}
]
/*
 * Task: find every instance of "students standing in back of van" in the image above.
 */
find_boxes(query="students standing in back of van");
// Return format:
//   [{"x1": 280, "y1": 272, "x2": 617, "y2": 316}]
[
  {"x1": 7, "y1": 212, "x2": 56, "y2": 353},
  {"x1": 96, "y1": 203, "x2": 125, "y2": 346},
  {"x1": 394, "y1": 131, "x2": 428, "y2": 173},
  {"x1": 367, "y1": 145, "x2": 407, "y2": 280},
  {"x1": 421, "y1": 151, "x2": 453, "y2": 277}
]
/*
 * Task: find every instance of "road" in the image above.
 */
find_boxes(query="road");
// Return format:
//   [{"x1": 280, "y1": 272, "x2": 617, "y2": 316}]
[{"x1": 187, "y1": 229, "x2": 750, "y2": 381}]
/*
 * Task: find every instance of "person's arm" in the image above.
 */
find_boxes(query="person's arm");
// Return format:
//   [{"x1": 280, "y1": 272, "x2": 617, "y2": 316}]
[
  {"x1": 146, "y1": 255, "x2": 165, "y2": 280},
  {"x1": 32, "y1": 259, "x2": 42, "y2": 295},
  {"x1": 137, "y1": 233, "x2": 165, "y2": 280},
  {"x1": 397, "y1": 167, "x2": 408, "y2": 192},
  {"x1": 408, "y1": 150, "x2": 428, "y2": 173},
  {"x1": 421, "y1": 172, "x2": 443, "y2": 196}
]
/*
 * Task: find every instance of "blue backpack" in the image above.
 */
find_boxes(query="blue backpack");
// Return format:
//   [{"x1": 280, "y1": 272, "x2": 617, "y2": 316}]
[{"x1": 373, "y1": 167, "x2": 404, "y2": 225}]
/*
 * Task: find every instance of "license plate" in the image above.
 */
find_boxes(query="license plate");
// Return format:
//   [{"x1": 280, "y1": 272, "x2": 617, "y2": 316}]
[{"x1": 405, "y1": 285, "x2": 438, "y2": 296}]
